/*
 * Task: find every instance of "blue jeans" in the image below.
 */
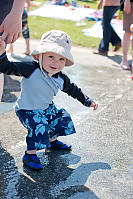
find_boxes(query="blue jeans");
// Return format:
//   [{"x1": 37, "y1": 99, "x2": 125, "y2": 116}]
[
  {"x1": 98, "y1": 6, "x2": 121, "y2": 52},
  {"x1": 16, "y1": 102, "x2": 76, "y2": 150}
]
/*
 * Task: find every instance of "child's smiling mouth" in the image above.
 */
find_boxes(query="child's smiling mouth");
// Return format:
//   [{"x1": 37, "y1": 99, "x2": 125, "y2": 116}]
[{"x1": 50, "y1": 66, "x2": 57, "y2": 70}]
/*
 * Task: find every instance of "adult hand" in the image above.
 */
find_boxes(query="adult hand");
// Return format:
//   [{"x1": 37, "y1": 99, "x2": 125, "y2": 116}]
[
  {"x1": 97, "y1": 0, "x2": 103, "y2": 10},
  {"x1": 0, "y1": 14, "x2": 22, "y2": 44},
  {"x1": 124, "y1": 0, "x2": 131, "y2": 14}
]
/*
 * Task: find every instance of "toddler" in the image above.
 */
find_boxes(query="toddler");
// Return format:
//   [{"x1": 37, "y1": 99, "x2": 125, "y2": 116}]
[{"x1": 0, "y1": 30, "x2": 98, "y2": 170}]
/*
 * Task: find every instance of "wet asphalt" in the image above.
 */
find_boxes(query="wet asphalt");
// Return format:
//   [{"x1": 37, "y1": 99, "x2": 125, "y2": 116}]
[{"x1": 0, "y1": 38, "x2": 133, "y2": 199}]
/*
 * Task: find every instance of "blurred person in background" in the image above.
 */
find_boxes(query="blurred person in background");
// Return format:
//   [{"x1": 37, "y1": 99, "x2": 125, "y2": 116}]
[
  {"x1": 0, "y1": 0, "x2": 25, "y2": 102},
  {"x1": 7, "y1": 0, "x2": 31, "y2": 55},
  {"x1": 120, "y1": 0, "x2": 133, "y2": 70},
  {"x1": 93, "y1": 0, "x2": 121, "y2": 56}
]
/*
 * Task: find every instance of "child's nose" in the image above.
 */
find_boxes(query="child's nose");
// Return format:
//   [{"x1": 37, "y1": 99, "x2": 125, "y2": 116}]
[
  {"x1": 52, "y1": 59, "x2": 60, "y2": 64},
  {"x1": 54, "y1": 58, "x2": 59, "y2": 62}
]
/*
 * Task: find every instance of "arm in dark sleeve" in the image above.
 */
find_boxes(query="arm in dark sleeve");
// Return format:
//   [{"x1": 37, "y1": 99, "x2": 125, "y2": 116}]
[
  {"x1": 0, "y1": 52, "x2": 38, "y2": 77},
  {"x1": 60, "y1": 72, "x2": 93, "y2": 107}
]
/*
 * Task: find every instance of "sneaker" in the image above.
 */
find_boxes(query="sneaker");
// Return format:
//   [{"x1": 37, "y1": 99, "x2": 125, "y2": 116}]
[
  {"x1": 50, "y1": 140, "x2": 72, "y2": 150},
  {"x1": 23, "y1": 152, "x2": 43, "y2": 170}
]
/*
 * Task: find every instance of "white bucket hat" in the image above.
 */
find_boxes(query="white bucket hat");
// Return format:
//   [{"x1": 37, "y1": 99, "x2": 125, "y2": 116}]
[{"x1": 31, "y1": 30, "x2": 74, "y2": 66}]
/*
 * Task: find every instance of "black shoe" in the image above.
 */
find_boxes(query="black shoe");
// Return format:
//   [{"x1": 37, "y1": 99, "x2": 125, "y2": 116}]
[
  {"x1": 113, "y1": 42, "x2": 121, "y2": 52},
  {"x1": 23, "y1": 152, "x2": 43, "y2": 170},
  {"x1": 93, "y1": 50, "x2": 108, "y2": 56}
]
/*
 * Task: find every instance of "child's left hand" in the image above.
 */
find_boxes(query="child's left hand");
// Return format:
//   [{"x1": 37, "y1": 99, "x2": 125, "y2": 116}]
[{"x1": 90, "y1": 101, "x2": 98, "y2": 111}]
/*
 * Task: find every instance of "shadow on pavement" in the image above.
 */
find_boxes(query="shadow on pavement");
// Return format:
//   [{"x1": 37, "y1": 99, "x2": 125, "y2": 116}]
[
  {"x1": 107, "y1": 54, "x2": 131, "y2": 69},
  {"x1": 2, "y1": 75, "x2": 21, "y2": 103},
  {"x1": 0, "y1": 141, "x2": 20, "y2": 199},
  {"x1": 108, "y1": 54, "x2": 122, "y2": 64},
  {"x1": 15, "y1": 149, "x2": 111, "y2": 199},
  {"x1": 0, "y1": 141, "x2": 111, "y2": 199}
]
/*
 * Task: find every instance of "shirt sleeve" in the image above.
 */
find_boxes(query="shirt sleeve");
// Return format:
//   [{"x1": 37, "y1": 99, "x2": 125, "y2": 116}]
[
  {"x1": 60, "y1": 72, "x2": 93, "y2": 107},
  {"x1": 0, "y1": 52, "x2": 38, "y2": 78}
]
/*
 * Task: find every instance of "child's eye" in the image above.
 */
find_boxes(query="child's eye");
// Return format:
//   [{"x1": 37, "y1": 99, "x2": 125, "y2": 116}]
[
  {"x1": 48, "y1": 56, "x2": 54, "y2": 58},
  {"x1": 60, "y1": 58, "x2": 65, "y2": 61}
]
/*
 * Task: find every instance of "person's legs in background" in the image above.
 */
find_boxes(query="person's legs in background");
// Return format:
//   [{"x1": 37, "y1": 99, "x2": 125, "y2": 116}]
[
  {"x1": 132, "y1": 32, "x2": 133, "y2": 55},
  {"x1": 120, "y1": 31, "x2": 131, "y2": 70},
  {"x1": 6, "y1": 43, "x2": 14, "y2": 54},
  {"x1": 22, "y1": 9, "x2": 30, "y2": 55},
  {"x1": 7, "y1": 9, "x2": 30, "y2": 55},
  {"x1": 121, "y1": 3, "x2": 133, "y2": 70},
  {"x1": 0, "y1": 32, "x2": 4, "y2": 102},
  {"x1": 24, "y1": 35, "x2": 30, "y2": 55},
  {"x1": 98, "y1": 6, "x2": 121, "y2": 54},
  {"x1": 110, "y1": 25, "x2": 121, "y2": 52},
  {"x1": 131, "y1": 32, "x2": 133, "y2": 72},
  {"x1": 0, "y1": 73, "x2": 4, "y2": 102}
]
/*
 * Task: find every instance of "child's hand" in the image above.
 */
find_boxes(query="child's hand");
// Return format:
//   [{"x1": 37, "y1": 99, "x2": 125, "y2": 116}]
[
  {"x1": 0, "y1": 36, "x2": 6, "y2": 55},
  {"x1": 90, "y1": 101, "x2": 98, "y2": 111}
]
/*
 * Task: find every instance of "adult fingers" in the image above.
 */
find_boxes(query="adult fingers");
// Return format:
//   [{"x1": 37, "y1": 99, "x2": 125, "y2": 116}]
[
  {"x1": 0, "y1": 24, "x2": 4, "y2": 34},
  {"x1": 8, "y1": 31, "x2": 21, "y2": 44},
  {"x1": 0, "y1": 30, "x2": 8, "y2": 42},
  {"x1": 18, "y1": 32, "x2": 21, "y2": 39},
  {"x1": 5, "y1": 34, "x2": 14, "y2": 44},
  {"x1": 11, "y1": 33, "x2": 20, "y2": 43}
]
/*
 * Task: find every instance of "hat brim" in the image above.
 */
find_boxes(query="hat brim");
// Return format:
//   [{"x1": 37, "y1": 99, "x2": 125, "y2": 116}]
[{"x1": 31, "y1": 43, "x2": 74, "y2": 66}]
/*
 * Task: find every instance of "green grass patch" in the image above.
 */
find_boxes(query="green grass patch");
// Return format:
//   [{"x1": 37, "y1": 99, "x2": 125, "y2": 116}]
[
  {"x1": 28, "y1": 0, "x2": 100, "y2": 48},
  {"x1": 29, "y1": 16, "x2": 100, "y2": 48}
]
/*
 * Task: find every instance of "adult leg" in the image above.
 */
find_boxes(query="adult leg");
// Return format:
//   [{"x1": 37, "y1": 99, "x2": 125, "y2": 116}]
[
  {"x1": 0, "y1": 32, "x2": 4, "y2": 102},
  {"x1": 99, "y1": 6, "x2": 120, "y2": 53},
  {"x1": 120, "y1": 31, "x2": 131, "y2": 70},
  {"x1": 6, "y1": 43, "x2": 14, "y2": 54},
  {"x1": 131, "y1": 33, "x2": 133, "y2": 52},
  {"x1": 24, "y1": 37, "x2": 30, "y2": 55},
  {"x1": 22, "y1": 10, "x2": 30, "y2": 55},
  {"x1": 0, "y1": 73, "x2": 3, "y2": 102},
  {"x1": 22, "y1": 24, "x2": 30, "y2": 55},
  {"x1": 122, "y1": 3, "x2": 133, "y2": 70},
  {"x1": 131, "y1": 33, "x2": 133, "y2": 73},
  {"x1": 110, "y1": 25, "x2": 121, "y2": 51}
]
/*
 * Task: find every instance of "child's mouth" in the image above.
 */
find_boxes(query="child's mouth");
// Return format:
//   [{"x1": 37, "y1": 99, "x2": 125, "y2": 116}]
[{"x1": 50, "y1": 66, "x2": 57, "y2": 70}]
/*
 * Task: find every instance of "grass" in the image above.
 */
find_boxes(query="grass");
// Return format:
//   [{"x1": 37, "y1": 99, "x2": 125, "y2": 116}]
[
  {"x1": 29, "y1": 16, "x2": 100, "y2": 48},
  {"x1": 28, "y1": 0, "x2": 122, "y2": 49}
]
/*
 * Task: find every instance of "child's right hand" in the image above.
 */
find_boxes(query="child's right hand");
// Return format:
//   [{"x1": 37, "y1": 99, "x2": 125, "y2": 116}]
[
  {"x1": 0, "y1": 36, "x2": 6, "y2": 55},
  {"x1": 90, "y1": 101, "x2": 98, "y2": 111}
]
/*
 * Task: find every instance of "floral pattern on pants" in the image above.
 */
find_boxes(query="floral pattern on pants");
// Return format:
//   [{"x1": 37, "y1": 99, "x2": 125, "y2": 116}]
[{"x1": 16, "y1": 102, "x2": 75, "y2": 150}]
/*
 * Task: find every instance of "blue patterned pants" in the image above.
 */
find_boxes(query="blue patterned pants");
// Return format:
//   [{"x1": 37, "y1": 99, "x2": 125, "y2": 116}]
[{"x1": 16, "y1": 103, "x2": 76, "y2": 150}]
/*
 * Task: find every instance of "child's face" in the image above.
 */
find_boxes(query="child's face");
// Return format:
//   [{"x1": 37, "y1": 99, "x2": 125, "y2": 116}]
[{"x1": 42, "y1": 52, "x2": 66, "y2": 75}]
